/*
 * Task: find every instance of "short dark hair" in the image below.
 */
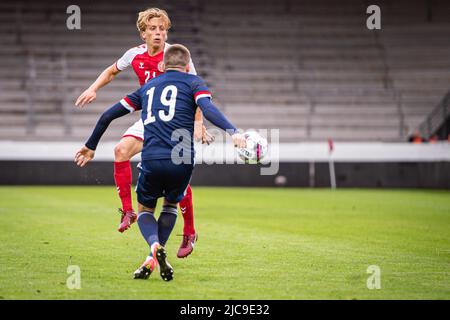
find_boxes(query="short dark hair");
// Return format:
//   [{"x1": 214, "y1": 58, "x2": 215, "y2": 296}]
[{"x1": 164, "y1": 44, "x2": 191, "y2": 69}]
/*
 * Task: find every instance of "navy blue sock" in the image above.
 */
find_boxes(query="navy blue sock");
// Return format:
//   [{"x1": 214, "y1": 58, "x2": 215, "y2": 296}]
[
  {"x1": 137, "y1": 211, "x2": 159, "y2": 249},
  {"x1": 158, "y1": 205, "x2": 178, "y2": 246}
]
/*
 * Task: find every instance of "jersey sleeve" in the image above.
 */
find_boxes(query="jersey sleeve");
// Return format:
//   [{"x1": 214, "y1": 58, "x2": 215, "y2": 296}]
[
  {"x1": 191, "y1": 77, "x2": 212, "y2": 104},
  {"x1": 85, "y1": 102, "x2": 131, "y2": 150},
  {"x1": 116, "y1": 47, "x2": 135, "y2": 71},
  {"x1": 119, "y1": 89, "x2": 142, "y2": 113},
  {"x1": 196, "y1": 96, "x2": 237, "y2": 134}
]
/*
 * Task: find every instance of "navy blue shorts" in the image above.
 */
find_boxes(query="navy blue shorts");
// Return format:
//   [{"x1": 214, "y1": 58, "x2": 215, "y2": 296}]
[{"x1": 136, "y1": 160, "x2": 194, "y2": 209}]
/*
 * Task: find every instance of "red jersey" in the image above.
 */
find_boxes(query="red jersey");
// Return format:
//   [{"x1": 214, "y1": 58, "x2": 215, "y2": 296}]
[{"x1": 115, "y1": 43, "x2": 197, "y2": 86}]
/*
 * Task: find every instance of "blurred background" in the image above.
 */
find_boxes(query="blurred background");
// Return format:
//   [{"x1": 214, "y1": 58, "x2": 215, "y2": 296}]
[{"x1": 0, "y1": 0, "x2": 449, "y2": 187}]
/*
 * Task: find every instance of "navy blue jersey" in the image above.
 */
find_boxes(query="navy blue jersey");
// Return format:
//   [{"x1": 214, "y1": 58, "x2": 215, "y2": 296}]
[
  {"x1": 119, "y1": 70, "x2": 212, "y2": 162},
  {"x1": 85, "y1": 70, "x2": 236, "y2": 153}
]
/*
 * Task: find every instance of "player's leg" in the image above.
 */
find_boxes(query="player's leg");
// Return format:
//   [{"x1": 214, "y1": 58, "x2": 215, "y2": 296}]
[
  {"x1": 132, "y1": 164, "x2": 161, "y2": 280},
  {"x1": 162, "y1": 161, "x2": 197, "y2": 259},
  {"x1": 154, "y1": 198, "x2": 178, "y2": 282},
  {"x1": 118, "y1": 122, "x2": 198, "y2": 251},
  {"x1": 133, "y1": 203, "x2": 159, "y2": 280},
  {"x1": 158, "y1": 200, "x2": 178, "y2": 247},
  {"x1": 177, "y1": 184, "x2": 198, "y2": 258},
  {"x1": 134, "y1": 160, "x2": 174, "y2": 281},
  {"x1": 114, "y1": 120, "x2": 144, "y2": 233}
]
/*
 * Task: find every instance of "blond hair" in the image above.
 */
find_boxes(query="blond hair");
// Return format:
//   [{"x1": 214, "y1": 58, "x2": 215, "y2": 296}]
[
  {"x1": 164, "y1": 44, "x2": 191, "y2": 69},
  {"x1": 136, "y1": 8, "x2": 171, "y2": 32}
]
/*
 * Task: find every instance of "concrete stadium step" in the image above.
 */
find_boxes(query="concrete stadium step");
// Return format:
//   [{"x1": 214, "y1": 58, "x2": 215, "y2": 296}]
[
  {"x1": 217, "y1": 71, "x2": 385, "y2": 82},
  {"x1": 314, "y1": 105, "x2": 398, "y2": 115},
  {"x1": 299, "y1": 61, "x2": 386, "y2": 69},
  {"x1": 0, "y1": 79, "x2": 24, "y2": 90},
  {"x1": 208, "y1": 47, "x2": 381, "y2": 58},
  {"x1": 310, "y1": 116, "x2": 400, "y2": 127},
  {"x1": 399, "y1": 94, "x2": 445, "y2": 104},
  {"x1": 395, "y1": 83, "x2": 450, "y2": 92},
  {"x1": 0, "y1": 114, "x2": 26, "y2": 125},
  {"x1": 391, "y1": 70, "x2": 450, "y2": 80},
  {"x1": 0, "y1": 102, "x2": 27, "y2": 113},
  {"x1": 229, "y1": 116, "x2": 308, "y2": 127},
  {"x1": 277, "y1": 132, "x2": 309, "y2": 142},
  {"x1": 203, "y1": 36, "x2": 375, "y2": 47},
  {"x1": 402, "y1": 106, "x2": 436, "y2": 116},
  {"x1": 0, "y1": 67, "x2": 27, "y2": 78},
  {"x1": 216, "y1": 81, "x2": 295, "y2": 91},
  {"x1": 297, "y1": 83, "x2": 388, "y2": 91},
  {"x1": 312, "y1": 97, "x2": 397, "y2": 105},
  {"x1": 0, "y1": 91, "x2": 27, "y2": 101},
  {"x1": 0, "y1": 126, "x2": 28, "y2": 139},
  {"x1": 219, "y1": 95, "x2": 305, "y2": 105},
  {"x1": 310, "y1": 128, "x2": 401, "y2": 142},
  {"x1": 404, "y1": 114, "x2": 430, "y2": 124},
  {"x1": 225, "y1": 104, "x2": 310, "y2": 115},
  {"x1": 297, "y1": 80, "x2": 385, "y2": 87}
]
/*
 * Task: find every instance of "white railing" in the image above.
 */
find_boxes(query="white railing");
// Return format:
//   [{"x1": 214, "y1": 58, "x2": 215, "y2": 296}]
[{"x1": 418, "y1": 90, "x2": 450, "y2": 139}]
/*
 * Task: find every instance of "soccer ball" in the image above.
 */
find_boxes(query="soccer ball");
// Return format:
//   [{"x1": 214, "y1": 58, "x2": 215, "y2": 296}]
[{"x1": 237, "y1": 131, "x2": 268, "y2": 164}]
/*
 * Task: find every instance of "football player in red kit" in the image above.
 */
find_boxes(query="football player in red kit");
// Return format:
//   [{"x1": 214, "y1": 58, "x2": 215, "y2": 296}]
[{"x1": 75, "y1": 8, "x2": 208, "y2": 258}]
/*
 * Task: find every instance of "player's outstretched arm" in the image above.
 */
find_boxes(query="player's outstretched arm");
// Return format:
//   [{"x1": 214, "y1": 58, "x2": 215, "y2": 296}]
[
  {"x1": 75, "y1": 63, "x2": 121, "y2": 108},
  {"x1": 74, "y1": 102, "x2": 132, "y2": 168}
]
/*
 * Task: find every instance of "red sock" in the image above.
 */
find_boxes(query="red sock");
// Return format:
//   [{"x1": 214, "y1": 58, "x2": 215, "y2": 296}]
[
  {"x1": 179, "y1": 184, "x2": 195, "y2": 235},
  {"x1": 114, "y1": 160, "x2": 133, "y2": 212}
]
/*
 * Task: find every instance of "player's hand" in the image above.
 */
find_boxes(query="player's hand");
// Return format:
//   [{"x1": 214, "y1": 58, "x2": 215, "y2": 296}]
[
  {"x1": 232, "y1": 133, "x2": 247, "y2": 148},
  {"x1": 75, "y1": 88, "x2": 97, "y2": 108},
  {"x1": 202, "y1": 126, "x2": 215, "y2": 145},
  {"x1": 74, "y1": 146, "x2": 95, "y2": 167}
]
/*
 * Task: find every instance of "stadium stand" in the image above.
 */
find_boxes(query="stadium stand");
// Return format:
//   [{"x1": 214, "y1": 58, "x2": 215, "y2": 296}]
[{"x1": 0, "y1": 0, "x2": 449, "y2": 142}]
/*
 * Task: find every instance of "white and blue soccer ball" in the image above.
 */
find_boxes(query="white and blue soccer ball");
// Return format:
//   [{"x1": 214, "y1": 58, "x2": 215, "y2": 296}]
[{"x1": 237, "y1": 130, "x2": 268, "y2": 164}]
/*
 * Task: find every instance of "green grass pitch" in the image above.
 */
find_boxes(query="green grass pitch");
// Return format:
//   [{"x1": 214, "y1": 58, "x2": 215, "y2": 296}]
[{"x1": 0, "y1": 186, "x2": 449, "y2": 300}]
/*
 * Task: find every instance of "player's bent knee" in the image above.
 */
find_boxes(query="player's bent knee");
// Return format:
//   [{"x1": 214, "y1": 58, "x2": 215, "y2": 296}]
[
  {"x1": 114, "y1": 143, "x2": 130, "y2": 162},
  {"x1": 114, "y1": 140, "x2": 135, "y2": 162},
  {"x1": 114, "y1": 138, "x2": 143, "y2": 162}
]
